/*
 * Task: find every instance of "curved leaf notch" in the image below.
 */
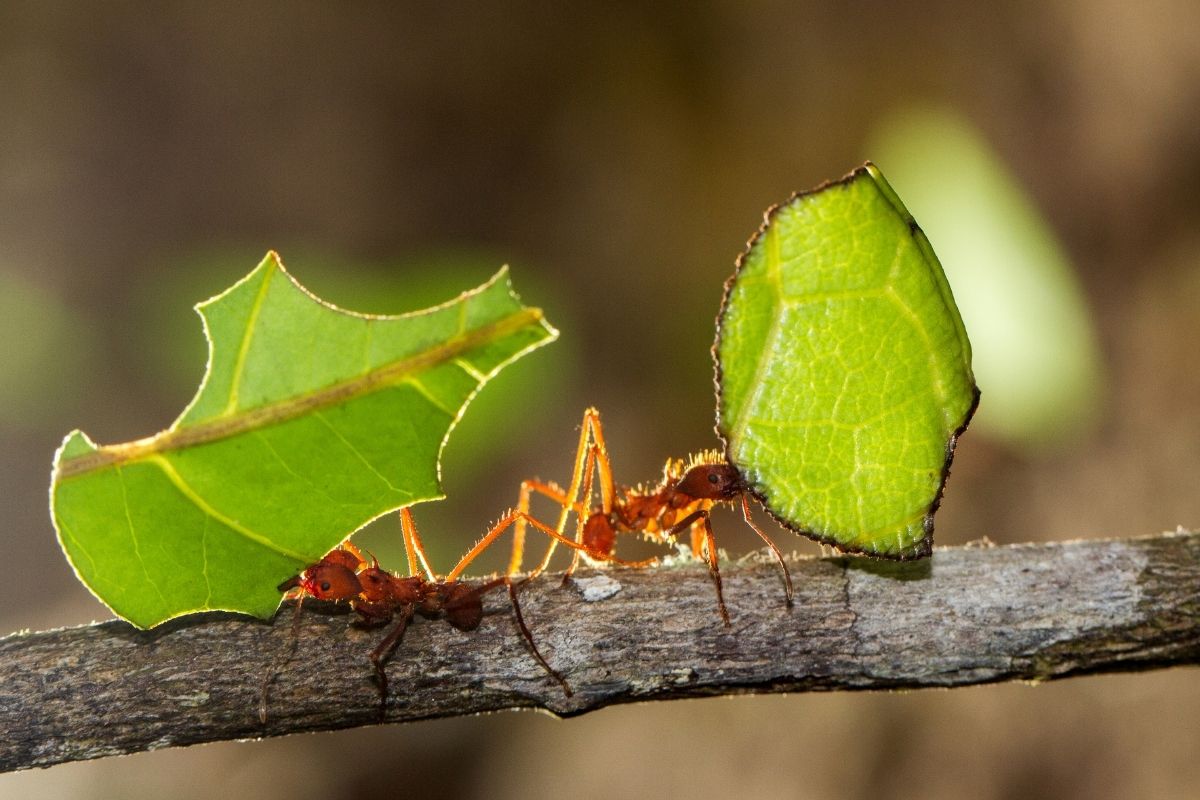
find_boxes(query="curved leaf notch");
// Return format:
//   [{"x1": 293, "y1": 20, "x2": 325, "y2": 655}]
[
  {"x1": 716, "y1": 163, "x2": 978, "y2": 559},
  {"x1": 51, "y1": 252, "x2": 557, "y2": 628}
]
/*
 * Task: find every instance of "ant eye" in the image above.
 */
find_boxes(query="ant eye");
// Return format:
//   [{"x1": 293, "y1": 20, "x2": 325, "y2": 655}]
[
  {"x1": 319, "y1": 581, "x2": 331, "y2": 591},
  {"x1": 708, "y1": 472, "x2": 720, "y2": 484}
]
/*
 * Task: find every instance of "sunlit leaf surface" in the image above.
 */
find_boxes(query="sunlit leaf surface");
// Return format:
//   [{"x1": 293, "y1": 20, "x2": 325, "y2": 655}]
[
  {"x1": 51, "y1": 253, "x2": 556, "y2": 627},
  {"x1": 716, "y1": 164, "x2": 977, "y2": 558}
]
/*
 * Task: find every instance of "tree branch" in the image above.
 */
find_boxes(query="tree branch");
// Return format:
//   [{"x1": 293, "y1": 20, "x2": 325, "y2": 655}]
[{"x1": 2, "y1": 531, "x2": 1198, "y2": 772}]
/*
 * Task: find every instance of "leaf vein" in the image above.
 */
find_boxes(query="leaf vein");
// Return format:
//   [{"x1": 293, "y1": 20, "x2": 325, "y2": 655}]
[
  {"x1": 453, "y1": 358, "x2": 487, "y2": 382},
  {"x1": 146, "y1": 455, "x2": 310, "y2": 563},
  {"x1": 222, "y1": 261, "x2": 276, "y2": 416},
  {"x1": 57, "y1": 307, "x2": 544, "y2": 479},
  {"x1": 312, "y1": 410, "x2": 404, "y2": 495},
  {"x1": 254, "y1": 431, "x2": 343, "y2": 507},
  {"x1": 117, "y1": 465, "x2": 171, "y2": 612}
]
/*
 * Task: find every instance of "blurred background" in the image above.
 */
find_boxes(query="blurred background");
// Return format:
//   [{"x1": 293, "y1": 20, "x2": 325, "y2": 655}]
[{"x1": 2, "y1": 2, "x2": 1198, "y2": 797}]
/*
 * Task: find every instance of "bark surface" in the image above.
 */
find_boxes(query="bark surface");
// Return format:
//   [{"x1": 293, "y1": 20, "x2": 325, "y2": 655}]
[{"x1": 2, "y1": 531, "x2": 1197, "y2": 772}]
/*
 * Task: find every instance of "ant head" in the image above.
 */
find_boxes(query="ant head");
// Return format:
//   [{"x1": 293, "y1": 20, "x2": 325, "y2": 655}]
[
  {"x1": 674, "y1": 462, "x2": 745, "y2": 501},
  {"x1": 301, "y1": 562, "x2": 362, "y2": 601}
]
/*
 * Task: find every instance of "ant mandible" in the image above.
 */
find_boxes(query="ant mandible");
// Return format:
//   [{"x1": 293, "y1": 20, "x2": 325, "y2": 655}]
[
  {"x1": 261, "y1": 505, "x2": 610, "y2": 721},
  {"x1": 505, "y1": 407, "x2": 795, "y2": 625}
]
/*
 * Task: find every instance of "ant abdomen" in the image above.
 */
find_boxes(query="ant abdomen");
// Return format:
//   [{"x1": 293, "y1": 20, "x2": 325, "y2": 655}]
[{"x1": 440, "y1": 584, "x2": 484, "y2": 631}]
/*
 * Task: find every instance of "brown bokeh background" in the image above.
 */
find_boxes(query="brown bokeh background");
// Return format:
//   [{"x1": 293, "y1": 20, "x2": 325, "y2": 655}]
[{"x1": 2, "y1": 3, "x2": 1198, "y2": 798}]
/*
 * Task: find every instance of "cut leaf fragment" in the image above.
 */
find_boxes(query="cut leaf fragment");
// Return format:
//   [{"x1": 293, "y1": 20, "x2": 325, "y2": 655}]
[
  {"x1": 715, "y1": 163, "x2": 977, "y2": 558},
  {"x1": 51, "y1": 253, "x2": 556, "y2": 627}
]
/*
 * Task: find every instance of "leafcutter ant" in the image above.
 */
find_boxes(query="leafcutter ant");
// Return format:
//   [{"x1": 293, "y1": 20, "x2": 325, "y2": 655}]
[
  {"x1": 260, "y1": 506, "x2": 604, "y2": 721},
  {"x1": 505, "y1": 407, "x2": 795, "y2": 625}
]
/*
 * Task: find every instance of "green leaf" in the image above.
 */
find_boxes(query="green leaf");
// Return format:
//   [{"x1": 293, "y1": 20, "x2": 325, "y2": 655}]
[
  {"x1": 716, "y1": 164, "x2": 977, "y2": 558},
  {"x1": 51, "y1": 252, "x2": 557, "y2": 628}
]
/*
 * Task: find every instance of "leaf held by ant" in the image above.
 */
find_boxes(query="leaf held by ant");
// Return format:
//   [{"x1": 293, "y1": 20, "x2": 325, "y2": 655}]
[{"x1": 715, "y1": 163, "x2": 978, "y2": 559}]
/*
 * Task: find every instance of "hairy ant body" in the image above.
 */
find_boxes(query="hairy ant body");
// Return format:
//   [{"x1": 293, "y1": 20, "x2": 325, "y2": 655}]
[
  {"x1": 507, "y1": 407, "x2": 794, "y2": 624},
  {"x1": 261, "y1": 506, "x2": 596, "y2": 721}
]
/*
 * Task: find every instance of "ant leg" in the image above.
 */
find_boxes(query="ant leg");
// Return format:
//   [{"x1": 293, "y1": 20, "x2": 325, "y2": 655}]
[
  {"x1": 339, "y1": 539, "x2": 368, "y2": 566},
  {"x1": 511, "y1": 409, "x2": 628, "y2": 580},
  {"x1": 446, "y1": 510, "x2": 598, "y2": 583},
  {"x1": 258, "y1": 593, "x2": 306, "y2": 724},
  {"x1": 561, "y1": 443, "x2": 601, "y2": 583},
  {"x1": 506, "y1": 578, "x2": 573, "y2": 696},
  {"x1": 558, "y1": 446, "x2": 662, "y2": 574},
  {"x1": 740, "y1": 495, "x2": 794, "y2": 608},
  {"x1": 561, "y1": 410, "x2": 620, "y2": 579},
  {"x1": 400, "y1": 508, "x2": 437, "y2": 581},
  {"x1": 689, "y1": 521, "x2": 706, "y2": 559},
  {"x1": 447, "y1": 511, "x2": 526, "y2": 582},
  {"x1": 521, "y1": 511, "x2": 658, "y2": 569},
  {"x1": 668, "y1": 509, "x2": 732, "y2": 626},
  {"x1": 508, "y1": 478, "x2": 576, "y2": 575},
  {"x1": 699, "y1": 514, "x2": 732, "y2": 626},
  {"x1": 368, "y1": 605, "x2": 416, "y2": 717},
  {"x1": 466, "y1": 576, "x2": 574, "y2": 696},
  {"x1": 527, "y1": 407, "x2": 607, "y2": 576},
  {"x1": 583, "y1": 408, "x2": 617, "y2": 512}
]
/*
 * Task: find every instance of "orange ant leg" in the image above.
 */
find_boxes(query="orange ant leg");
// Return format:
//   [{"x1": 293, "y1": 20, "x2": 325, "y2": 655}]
[
  {"x1": 561, "y1": 442, "x2": 601, "y2": 583},
  {"x1": 583, "y1": 408, "x2": 617, "y2": 510},
  {"x1": 560, "y1": 411, "x2": 620, "y2": 579},
  {"x1": 528, "y1": 408, "x2": 618, "y2": 577},
  {"x1": 689, "y1": 518, "x2": 706, "y2": 559},
  {"x1": 741, "y1": 495, "x2": 794, "y2": 607},
  {"x1": 668, "y1": 508, "x2": 732, "y2": 626},
  {"x1": 519, "y1": 510, "x2": 657, "y2": 570},
  {"x1": 400, "y1": 507, "x2": 437, "y2": 581},
  {"x1": 446, "y1": 509, "x2": 609, "y2": 583},
  {"x1": 508, "y1": 478, "x2": 577, "y2": 575}
]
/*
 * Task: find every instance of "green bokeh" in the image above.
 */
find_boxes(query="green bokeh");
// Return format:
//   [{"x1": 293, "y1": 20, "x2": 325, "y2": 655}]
[
  {"x1": 869, "y1": 109, "x2": 1103, "y2": 449},
  {"x1": 0, "y1": 270, "x2": 96, "y2": 429},
  {"x1": 717, "y1": 166, "x2": 977, "y2": 557}
]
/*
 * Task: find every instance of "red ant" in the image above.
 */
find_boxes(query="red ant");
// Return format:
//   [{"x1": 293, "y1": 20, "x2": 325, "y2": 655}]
[
  {"x1": 506, "y1": 407, "x2": 795, "y2": 625},
  {"x1": 260, "y1": 506, "x2": 609, "y2": 721}
]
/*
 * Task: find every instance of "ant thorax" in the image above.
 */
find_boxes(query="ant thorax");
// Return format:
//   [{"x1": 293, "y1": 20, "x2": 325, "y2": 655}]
[{"x1": 609, "y1": 450, "x2": 741, "y2": 537}]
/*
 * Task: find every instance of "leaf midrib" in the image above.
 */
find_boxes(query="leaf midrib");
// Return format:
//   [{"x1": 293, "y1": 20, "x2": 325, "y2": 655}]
[{"x1": 56, "y1": 307, "x2": 544, "y2": 480}]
